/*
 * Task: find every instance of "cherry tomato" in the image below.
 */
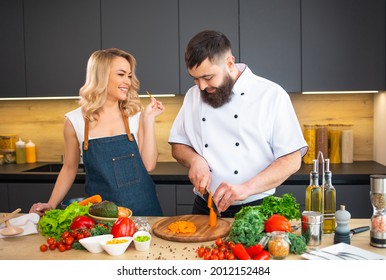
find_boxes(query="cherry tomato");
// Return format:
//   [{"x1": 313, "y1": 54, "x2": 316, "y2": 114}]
[
  {"x1": 227, "y1": 241, "x2": 235, "y2": 250},
  {"x1": 211, "y1": 248, "x2": 219, "y2": 256},
  {"x1": 65, "y1": 244, "x2": 72, "y2": 250},
  {"x1": 77, "y1": 233, "x2": 84, "y2": 240},
  {"x1": 227, "y1": 252, "x2": 236, "y2": 260},
  {"x1": 61, "y1": 231, "x2": 70, "y2": 239},
  {"x1": 210, "y1": 254, "x2": 219, "y2": 260},
  {"x1": 58, "y1": 244, "x2": 66, "y2": 252},
  {"x1": 47, "y1": 237, "x2": 55, "y2": 245},
  {"x1": 49, "y1": 244, "x2": 56, "y2": 250},
  {"x1": 65, "y1": 236, "x2": 75, "y2": 245},
  {"x1": 217, "y1": 251, "x2": 225, "y2": 260},
  {"x1": 40, "y1": 244, "x2": 48, "y2": 252},
  {"x1": 203, "y1": 252, "x2": 212, "y2": 260},
  {"x1": 197, "y1": 247, "x2": 206, "y2": 258},
  {"x1": 215, "y1": 238, "x2": 224, "y2": 247}
]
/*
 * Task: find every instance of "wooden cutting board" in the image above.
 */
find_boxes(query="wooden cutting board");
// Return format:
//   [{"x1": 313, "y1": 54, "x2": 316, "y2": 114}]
[{"x1": 151, "y1": 214, "x2": 232, "y2": 243}]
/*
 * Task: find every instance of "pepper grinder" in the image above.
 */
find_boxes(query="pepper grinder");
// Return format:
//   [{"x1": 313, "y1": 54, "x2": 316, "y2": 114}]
[{"x1": 334, "y1": 205, "x2": 351, "y2": 244}]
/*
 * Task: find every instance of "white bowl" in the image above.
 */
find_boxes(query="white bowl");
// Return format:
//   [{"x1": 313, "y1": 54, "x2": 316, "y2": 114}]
[
  {"x1": 99, "y1": 236, "x2": 133, "y2": 256},
  {"x1": 78, "y1": 234, "x2": 113, "y2": 253},
  {"x1": 133, "y1": 230, "x2": 152, "y2": 251}
]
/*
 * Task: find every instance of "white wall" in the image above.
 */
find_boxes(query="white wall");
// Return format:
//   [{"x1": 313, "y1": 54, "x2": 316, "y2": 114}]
[{"x1": 374, "y1": 91, "x2": 386, "y2": 165}]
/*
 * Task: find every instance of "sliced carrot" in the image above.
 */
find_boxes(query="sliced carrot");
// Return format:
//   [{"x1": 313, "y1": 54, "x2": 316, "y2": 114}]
[
  {"x1": 78, "y1": 194, "x2": 102, "y2": 206},
  {"x1": 209, "y1": 208, "x2": 217, "y2": 227}
]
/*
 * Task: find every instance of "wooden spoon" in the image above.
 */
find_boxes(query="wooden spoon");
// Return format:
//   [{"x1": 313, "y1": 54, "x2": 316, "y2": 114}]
[
  {"x1": 1, "y1": 220, "x2": 24, "y2": 236},
  {"x1": 1, "y1": 209, "x2": 24, "y2": 236}
]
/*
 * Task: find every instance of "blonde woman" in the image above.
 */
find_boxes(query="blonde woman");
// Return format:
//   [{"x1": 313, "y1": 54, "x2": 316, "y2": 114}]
[{"x1": 30, "y1": 48, "x2": 164, "y2": 216}]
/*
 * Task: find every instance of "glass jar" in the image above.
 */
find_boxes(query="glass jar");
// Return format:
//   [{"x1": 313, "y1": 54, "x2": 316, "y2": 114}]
[
  {"x1": 341, "y1": 124, "x2": 354, "y2": 163},
  {"x1": 268, "y1": 231, "x2": 290, "y2": 260},
  {"x1": 303, "y1": 124, "x2": 316, "y2": 164},
  {"x1": 328, "y1": 124, "x2": 341, "y2": 164},
  {"x1": 315, "y1": 124, "x2": 328, "y2": 159},
  {"x1": 370, "y1": 175, "x2": 386, "y2": 248}
]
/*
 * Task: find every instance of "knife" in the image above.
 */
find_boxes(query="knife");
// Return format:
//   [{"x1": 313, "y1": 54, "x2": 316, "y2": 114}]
[
  {"x1": 203, "y1": 192, "x2": 221, "y2": 217},
  {"x1": 350, "y1": 226, "x2": 370, "y2": 236}
]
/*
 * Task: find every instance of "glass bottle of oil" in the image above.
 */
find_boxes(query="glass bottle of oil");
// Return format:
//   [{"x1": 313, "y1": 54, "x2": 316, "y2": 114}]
[
  {"x1": 323, "y1": 159, "x2": 336, "y2": 234},
  {"x1": 305, "y1": 159, "x2": 322, "y2": 212}
]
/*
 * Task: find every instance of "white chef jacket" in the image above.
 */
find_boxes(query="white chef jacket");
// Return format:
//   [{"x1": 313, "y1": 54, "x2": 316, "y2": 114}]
[
  {"x1": 65, "y1": 107, "x2": 140, "y2": 156},
  {"x1": 169, "y1": 64, "x2": 308, "y2": 204}
]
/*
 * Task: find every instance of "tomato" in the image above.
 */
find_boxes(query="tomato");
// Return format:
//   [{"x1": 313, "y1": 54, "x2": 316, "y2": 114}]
[
  {"x1": 111, "y1": 217, "x2": 136, "y2": 238},
  {"x1": 227, "y1": 253, "x2": 235, "y2": 260},
  {"x1": 70, "y1": 216, "x2": 95, "y2": 230},
  {"x1": 227, "y1": 241, "x2": 235, "y2": 250},
  {"x1": 218, "y1": 245, "x2": 227, "y2": 252},
  {"x1": 65, "y1": 244, "x2": 72, "y2": 250},
  {"x1": 77, "y1": 233, "x2": 85, "y2": 240},
  {"x1": 215, "y1": 238, "x2": 224, "y2": 247},
  {"x1": 203, "y1": 252, "x2": 212, "y2": 260},
  {"x1": 246, "y1": 244, "x2": 263, "y2": 258},
  {"x1": 65, "y1": 236, "x2": 75, "y2": 245},
  {"x1": 265, "y1": 214, "x2": 293, "y2": 233},
  {"x1": 58, "y1": 244, "x2": 66, "y2": 252},
  {"x1": 253, "y1": 250, "x2": 270, "y2": 260},
  {"x1": 211, "y1": 248, "x2": 219, "y2": 256},
  {"x1": 49, "y1": 244, "x2": 56, "y2": 250},
  {"x1": 210, "y1": 254, "x2": 219, "y2": 260},
  {"x1": 61, "y1": 231, "x2": 70, "y2": 239},
  {"x1": 40, "y1": 244, "x2": 48, "y2": 252},
  {"x1": 47, "y1": 237, "x2": 55, "y2": 245},
  {"x1": 197, "y1": 247, "x2": 206, "y2": 258},
  {"x1": 217, "y1": 251, "x2": 225, "y2": 260}
]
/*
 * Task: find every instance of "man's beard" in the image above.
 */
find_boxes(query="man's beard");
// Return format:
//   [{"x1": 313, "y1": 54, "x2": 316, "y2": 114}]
[{"x1": 201, "y1": 74, "x2": 234, "y2": 108}]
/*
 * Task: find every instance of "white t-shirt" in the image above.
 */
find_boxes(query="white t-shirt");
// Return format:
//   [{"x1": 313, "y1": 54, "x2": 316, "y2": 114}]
[
  {"x1": 169, "y1": 64, "x2": 308, "y2": 204},
  {"x1": 65, "y1": 107, "x2": 141, "y2": 155}
]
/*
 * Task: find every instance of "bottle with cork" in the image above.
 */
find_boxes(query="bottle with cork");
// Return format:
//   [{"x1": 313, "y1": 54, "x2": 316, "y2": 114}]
[
  {"x1": 323, "y1": 158, "x2": 336, "y2": 234},
  {"x1": 25, "y1": 140, "x2": 36, "y2": 163},
  {"x1": 305, "y1": 159, "x2": 323, "y2": 213}
]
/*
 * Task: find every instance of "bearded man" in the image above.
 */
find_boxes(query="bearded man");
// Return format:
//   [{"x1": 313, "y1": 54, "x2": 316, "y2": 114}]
[{"x1": 168, "y1": 30, "x2": 308, "y2": 217}]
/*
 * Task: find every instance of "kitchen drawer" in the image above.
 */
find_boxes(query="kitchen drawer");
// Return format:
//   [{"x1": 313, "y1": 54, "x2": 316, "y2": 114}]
[{"x1": 156, "y1": 184, "x2": 176, "y2": 216}]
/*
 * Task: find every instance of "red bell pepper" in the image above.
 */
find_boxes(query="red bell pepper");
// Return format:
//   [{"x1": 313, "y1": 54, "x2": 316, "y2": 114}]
[
  {"x1": 111, "y1": 217, "x2": 136, "y2": 238},
  {"x1": 246, "y1": 243, "x2": 263, "y2": 258},
  {"x1": 70, "y1": 216, "x2": 95, "y2": 230},
  {"x1": 253, "y1": 249, "x2": 270, "y2": 260},
  {"x1": 264, "y1": 214, "x2": 293, "y2": 233},
  {"x1": 232, "y1": 243, "x2": 252, "y2": 260}
]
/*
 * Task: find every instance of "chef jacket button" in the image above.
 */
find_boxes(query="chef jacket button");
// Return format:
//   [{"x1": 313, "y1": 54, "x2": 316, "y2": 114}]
[
  {"x1": 241, "y1": 92, "x2": 245, "y2": 95},
  {"x1": 202, "y1": 117, "x2": 206, "y2": 121},
  {"x1": 234, "y1": 114, "x2": 238, "y2": 119},
  {"x1": 234, "y1": 170, "x2": 238, "y2": 174},
  {"x1": 204, "y1": 144, "x2": 208, "y2": 148},
  {"x1": 235, "y1": 142, "x2": 239, "y2": 146}
]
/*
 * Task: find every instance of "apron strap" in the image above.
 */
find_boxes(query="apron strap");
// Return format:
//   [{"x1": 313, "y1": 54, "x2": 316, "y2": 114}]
[
  {"x1": 83, "y1": 118, "x2": 89, "y2": 151},
  {"x1": 83, "y1": 109, "x2": 134, "y2": 151},
  {"x1": 121, "y1": 109, "x2": 135, "y2": 142}
]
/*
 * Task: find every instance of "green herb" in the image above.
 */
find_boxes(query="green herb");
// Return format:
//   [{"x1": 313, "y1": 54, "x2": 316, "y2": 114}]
[
  {"x1": 258, "y1": 193, "x2": 301, "y2": 221},
  {"x1": 38, "y1": 202, "x2": 90, "y2": 240},
  {"x1": 288, "y1": 233, "x2": 307, "y2": 254},
  {"x1": 134, "y1": 235, "x2": 150, "y2": 242}
]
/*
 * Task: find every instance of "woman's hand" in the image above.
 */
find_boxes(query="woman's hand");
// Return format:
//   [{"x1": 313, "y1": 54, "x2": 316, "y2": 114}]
[
  {"x1": 29, "y1": 202, "x2": 52, "y2": 217},
  {"x1": 143, "y1": 97, "x2": 165, "y2": 120}
]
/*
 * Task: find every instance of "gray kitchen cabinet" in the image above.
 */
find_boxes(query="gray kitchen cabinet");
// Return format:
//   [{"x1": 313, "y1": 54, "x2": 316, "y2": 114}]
[
  {"x1": 178, "y1": 0, "x2": 240, "y2": 94},
  {"x1": 0, "y1": 0, "x2": 26, "y2": 97},
  {"x1": 23, "y1": 0, "x2": 101, "y2": 97},
  {"x1": 301, "y1": 0, "x2": 385, "y2": 91},
  {"x1": 156, "y1": 184, "x2": 176, "y2": 216},
  {"x1": 335, "y1": 185, "x2": 372, "y2": 219},
  {"x1": 101, "y1": 0, "x2": 179, "y2": 95},
  {"x1": 0, "y1": 183, "x2": 9, "y2": 212},
  {"x1": 7, "y1": 183, "x2": 86, "y2": 213},
  {"x1": 239, "y1": 0, "x2": 301, "y2": 93}
]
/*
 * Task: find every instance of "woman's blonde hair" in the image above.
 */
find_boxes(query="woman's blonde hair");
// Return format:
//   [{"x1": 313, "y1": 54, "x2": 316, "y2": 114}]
[{"x1": 79, "y1": 48, "x2": 143, "y2": 122}]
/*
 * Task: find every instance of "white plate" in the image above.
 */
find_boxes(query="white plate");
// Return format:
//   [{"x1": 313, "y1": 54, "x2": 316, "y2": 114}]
[{"x1": 302, "y1": 243, "x2": 386, "y2": 260}]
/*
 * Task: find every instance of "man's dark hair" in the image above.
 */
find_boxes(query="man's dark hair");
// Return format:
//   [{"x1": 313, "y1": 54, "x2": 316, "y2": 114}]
[{"x1": 185, "y1": 30, "x2": 231, "y2": 69}]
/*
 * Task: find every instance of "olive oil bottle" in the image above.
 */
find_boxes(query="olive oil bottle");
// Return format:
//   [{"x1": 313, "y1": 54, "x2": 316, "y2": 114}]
[
  {"x1": 305, "y1": 159, "x2": 322, "y2": 212},
  {"x1": 323, "y1": 159, "x2": 336, "y2": 234}
]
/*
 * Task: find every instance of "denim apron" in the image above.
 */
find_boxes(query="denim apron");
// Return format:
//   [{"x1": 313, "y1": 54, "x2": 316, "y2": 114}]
[{"x1": 82, "y1": 110, "x2": 163, "y2": 216}]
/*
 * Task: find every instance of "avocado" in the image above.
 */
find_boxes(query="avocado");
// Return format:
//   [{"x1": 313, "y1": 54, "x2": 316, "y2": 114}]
[{"x1": 89, "y1": 200, "x2": 118, "y2": 218}]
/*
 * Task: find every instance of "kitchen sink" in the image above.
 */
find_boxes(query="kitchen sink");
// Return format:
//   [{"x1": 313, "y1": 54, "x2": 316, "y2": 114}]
[{"x1": 23, "y1": 163, "x2": 85, "y2": 173}]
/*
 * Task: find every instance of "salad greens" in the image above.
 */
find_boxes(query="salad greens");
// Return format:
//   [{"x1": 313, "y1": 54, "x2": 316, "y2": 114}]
[
  {"x1": 38, "y1": 202, "x2": 90, "y2": 239},
  {"x1": 229, "y1": 193, "x2": 306, "y2": 254}
]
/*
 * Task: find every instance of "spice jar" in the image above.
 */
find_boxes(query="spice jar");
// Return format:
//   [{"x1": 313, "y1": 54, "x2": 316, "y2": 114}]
[
  {"x1": 268, "y1": 231, "x2": 290, "y2": 260},
  {"x1": 303, "y1": 124, "x2": 316, "y2": 164},
  {"x1": 370, "y1": 175, "x2": 386, "y2": 248},
  {"x1": 328, "y1": 124, "x2": 341, "y2": 164}
]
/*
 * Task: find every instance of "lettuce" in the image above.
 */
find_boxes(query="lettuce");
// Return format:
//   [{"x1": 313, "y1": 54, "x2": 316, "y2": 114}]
[{"x1": 38, "y1": 202, "x2": 90, "y2": 239}]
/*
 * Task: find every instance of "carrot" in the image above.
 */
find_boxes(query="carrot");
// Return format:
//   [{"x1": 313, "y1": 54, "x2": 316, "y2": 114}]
[
  {"x1": 78, "y1": 194, "x2": 102, "y2": 206},
  {"x1": 208, "y1": 191, "x2": 217, "y2": 227},
  {"x1": 168, "y1": 221, "x2": 197, "y2": 233}
]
